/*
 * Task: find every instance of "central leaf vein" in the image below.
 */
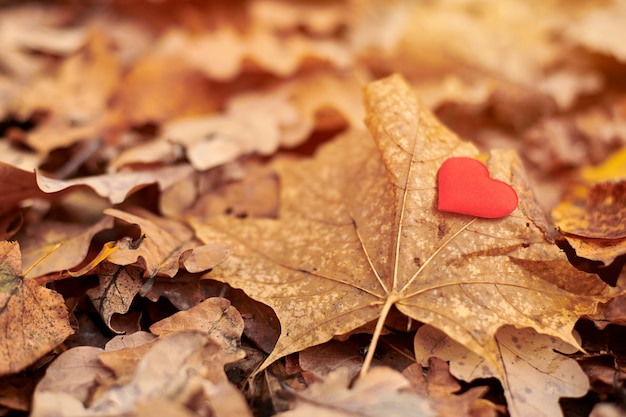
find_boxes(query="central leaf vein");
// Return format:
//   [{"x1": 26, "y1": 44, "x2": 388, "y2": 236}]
[{"x1": 400, "y1": 218, "x2": 478, "y2": 293}]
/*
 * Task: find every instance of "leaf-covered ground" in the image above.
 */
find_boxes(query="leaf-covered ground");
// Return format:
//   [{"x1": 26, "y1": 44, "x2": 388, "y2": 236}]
[{"x1": 1, "y1": 1, "x2": 626, "y2": 416}]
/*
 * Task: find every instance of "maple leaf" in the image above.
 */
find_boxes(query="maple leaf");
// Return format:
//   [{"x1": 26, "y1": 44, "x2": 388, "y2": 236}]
[
  {"x1": 0, "y1": 241, "x2": 73, "y2": 376},
  {"x1": 195, "y1": 74, "x2": 611, "y2": 377}
]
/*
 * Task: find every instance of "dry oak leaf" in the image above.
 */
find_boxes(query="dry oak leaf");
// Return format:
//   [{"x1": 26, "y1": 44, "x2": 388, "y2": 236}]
[
  {"x1": 109, "y1": 54, "x2": 221, "y2": 129},
  {"x1": 565, "y1": 0, "x2": 626, "y2": 63},
  {"x1": 18, "y1": 216, "x2": 114, "y2": 279},
  {"x1": 274, "y1": 366, "x2": 435, "y2": 417},
  {"x1": 88, "y1": 331, "x2": 243, "y2": 416},
  {"x1": 0, "y1": 161, "x2": 46, "y2": 216},
  {"x1": 195, "y1": 74, "x2": 610, "y2": 376},
  {"x1": 144, "y1": 272, "x2": 211, "y2": 311},
  {"x1": 167, "y1": 161, "x2": 280, "y2": 221},
  {"x1": 403, "y1": 358, "x2": 461, "y2": 399},
  {"x1": 33, "y1": 331, "x2": 249, "y2": 417},
  {"x1": 402, "y1": 362, "x2": 494, "y2": 417},
  {"x1": 414, "y1": 324, "x2": 589, "y2": 417},
  {"x1": 149, "y1": 297, "x2": 246, "y2": 368},
  {"x1": 36, "y1": 164, "x2": 194, "y2": 205},
  {"x1": 0, "y1": 241, "x2": 73, "y2": 376},
  {"x1": 97, "y1": 331, "x2": 158, "y2": 387},
  {"x1": 134, "y1": 387, "x2": 253, "y2": 417},
  {"x1": 32, "y1": 346, "x2": 112, "y2": 414},
  {"x1": 87, "y1": 262, "x2": 143, "y2": 334},
  {"x1": 16, "y1": 28, "x2": 121, "y2": 154},
  {"x1": 392, "y1": 0, "x2": 563, "y2": 85},
  {"x1": 194, "y1": 280, "x2": 282, "y2": 354},
  {"x1": 104, "y1": 207, "x2": 230, "y2": 280},
  {"x1": 112, "y1": 72, "x2": 363, "y2": 171},
  {"x1": 179, "y1": 25, "x2": 351, "y2": 81},
  {"x1": 556, "y1": 235, "x2": 626, "y2": 267}
]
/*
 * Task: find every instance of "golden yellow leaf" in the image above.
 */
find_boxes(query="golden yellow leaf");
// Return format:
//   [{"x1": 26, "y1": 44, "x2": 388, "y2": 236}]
[
  {"x1": 165, "y1": 161, "x2": 280, "y2": 221},
  {"x1": 582, "y1": 147, "x2": 626, "y2": 183},
  {"x1": 552, "y1": 181, "x2": 626, "y2": 265},
  {"x1": 552, "y1": 181, "x2": 626, "y2": 239},
  {"x1": 195, "y1": 75, "x2": 611, "y2": 378},
  {"x1": 67, "y1": 241, "x2": 118, "y2": 278}
]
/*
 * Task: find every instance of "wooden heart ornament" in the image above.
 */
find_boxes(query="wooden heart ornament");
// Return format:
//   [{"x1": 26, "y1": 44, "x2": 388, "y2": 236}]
[{"x1": 437, "y1": 157, "x2": 518, "y2": 218}]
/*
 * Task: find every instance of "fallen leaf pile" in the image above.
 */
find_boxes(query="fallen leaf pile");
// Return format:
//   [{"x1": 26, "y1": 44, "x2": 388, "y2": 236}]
[{"x1": 1, "y1": 1, "x2": 626, "y2": 416}]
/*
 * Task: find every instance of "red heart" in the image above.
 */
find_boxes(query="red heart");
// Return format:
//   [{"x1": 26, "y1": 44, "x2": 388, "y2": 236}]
[{"x1": 437, "y1": 157, "x2": 518, "y2": 218}]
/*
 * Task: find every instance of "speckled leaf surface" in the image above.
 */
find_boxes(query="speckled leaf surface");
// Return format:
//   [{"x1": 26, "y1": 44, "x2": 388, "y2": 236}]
[{"x1": 195, "y1": 74, "x2": 610, "y2": 373}]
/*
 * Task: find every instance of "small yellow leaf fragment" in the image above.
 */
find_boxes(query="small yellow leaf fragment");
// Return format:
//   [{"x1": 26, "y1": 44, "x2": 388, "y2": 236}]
[
  {"x1": 68, "y1": 241, "x2": 118, "y2": 277},
  {"x1": 582, "y1": 147, "x2": 626, "y2": 183}
]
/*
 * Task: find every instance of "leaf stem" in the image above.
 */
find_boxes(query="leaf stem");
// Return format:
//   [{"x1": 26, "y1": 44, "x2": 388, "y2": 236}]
[{"x1": 359, "y1": 293, "x2": 398, "y2": 378}]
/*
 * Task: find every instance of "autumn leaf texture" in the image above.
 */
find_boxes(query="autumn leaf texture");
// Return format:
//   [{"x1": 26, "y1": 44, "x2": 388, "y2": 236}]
[
  {"x1": 3, "y1": 1, "x2": 626, "y2": 416},
  {"x1": 196, "y1": 75, "x2": 612, "y2": 377},
  {"x1": 0, "y1": 241, "x2": 73, "y2": 375}
]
